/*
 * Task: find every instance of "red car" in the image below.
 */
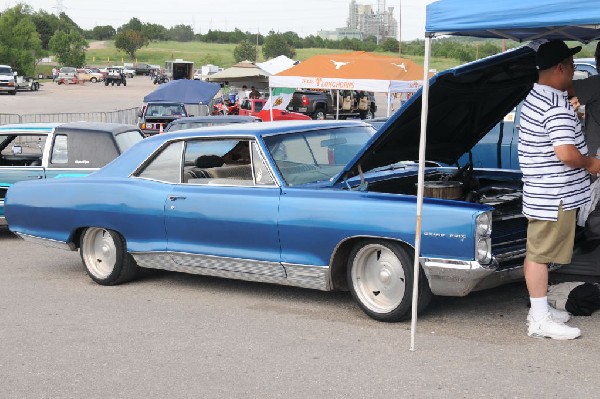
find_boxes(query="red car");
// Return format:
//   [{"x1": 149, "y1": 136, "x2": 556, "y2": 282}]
[{"x1": 239, "y1": 99, "x2": 311, "y2": 121}]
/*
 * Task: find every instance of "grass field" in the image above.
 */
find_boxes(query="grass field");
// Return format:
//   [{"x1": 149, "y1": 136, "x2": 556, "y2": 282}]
[{"x1": 83, "y1": 40, "x2": 463, "y2": 72}]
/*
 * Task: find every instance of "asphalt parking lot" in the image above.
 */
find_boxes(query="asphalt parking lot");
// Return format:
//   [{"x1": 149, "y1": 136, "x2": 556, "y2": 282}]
[{"x1": 1, "y1": 78, "x2": 600, "y2": 397}]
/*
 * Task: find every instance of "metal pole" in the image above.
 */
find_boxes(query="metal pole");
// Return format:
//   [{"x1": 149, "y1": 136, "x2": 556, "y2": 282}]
[
  {"x1": 410, "y1": 35, "x2": 432, "y2": 352},
  {"x1": 398, "y1": 0, "x2": 402, "y2": 55}
]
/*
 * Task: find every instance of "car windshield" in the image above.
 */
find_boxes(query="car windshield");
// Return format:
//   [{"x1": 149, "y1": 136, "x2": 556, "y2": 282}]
[
  {"x1": 263, "y1": 126, "x2": 374, "y2": 186},
  {"x1": 146, "y1": 104, "x2": 187, "y2": 117},
  {"x1": 0, "y1": 67, "x2": 12, "y2": 75}
]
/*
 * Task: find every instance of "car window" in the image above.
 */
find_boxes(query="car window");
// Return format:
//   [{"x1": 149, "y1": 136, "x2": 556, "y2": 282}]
[
  {"x1": 254, "y1": 101, "x2": 264, "y2": 112},
  {"x1": 264, "y1": 127, "x2": 374, "y2": 186},
  {"x1": 0, "y1": 134, "x2": 46, "y2": 167},
  {"x1": 114, "y1": 130, "x2": 144, "y2": 152},
  {"x1": 137, "y1": 141, "x2": 183, "y2": 183},
  {"x1": 50, "y1": 135, "x2": 68, "y2": 164},
  {"x1": 182, "y1": 139, "x2": 259, "y2": 186}
]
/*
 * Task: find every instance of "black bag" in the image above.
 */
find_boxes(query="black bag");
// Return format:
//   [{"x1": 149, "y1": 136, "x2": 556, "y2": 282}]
[{"x1": 548, "y1": 282, "x2": 600, "y2": 316}]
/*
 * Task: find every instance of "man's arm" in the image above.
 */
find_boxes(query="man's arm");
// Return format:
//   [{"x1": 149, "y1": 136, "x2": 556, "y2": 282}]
[{"x1": 555, "y1": 144, "x2": 600, "y2": 174}]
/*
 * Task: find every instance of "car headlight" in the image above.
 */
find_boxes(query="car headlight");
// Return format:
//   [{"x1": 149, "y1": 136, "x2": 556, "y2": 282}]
[
  {"x1": 476, "y1": 211, "x2": 492, "y2": 237},
  {"x1": 476, "y1": 238, "x2": 492, "y2": 264}
]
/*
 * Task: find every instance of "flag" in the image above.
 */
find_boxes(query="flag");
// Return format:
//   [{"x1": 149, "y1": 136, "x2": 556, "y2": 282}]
[{"x1": 263, "y1": 88, "x2": 295, "y2": 110}]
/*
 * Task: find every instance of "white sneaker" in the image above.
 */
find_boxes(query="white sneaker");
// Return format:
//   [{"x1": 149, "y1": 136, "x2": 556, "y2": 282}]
[
  {"x1": 527, "y1": 312, "x2": 581, "y2": 340},
  {"x1": 527, "y1": 306, "x2": 570, "y2": 325}
]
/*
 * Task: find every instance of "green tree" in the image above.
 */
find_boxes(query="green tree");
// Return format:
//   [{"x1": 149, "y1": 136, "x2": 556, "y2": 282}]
[
  {"x1": 167, "y1": 24, "x2": 194, "y2": 42},
  {"x1": 90, "y1": 25, "x2": 116, "y2": 40},
  {"x1": 114, "y1": 29, "x2": 148, "y2": 60},
  {"x1": 118, "y1": 18, "x2": 143, "y2": 32},
  {"x1": 49, "y1": 29, "x2": 88, "y2": 67},
  {"x1": 262, "y1": 32, "x2": 296, "y2": 59},
  {"x1": 0, "y1": 4, "x2": 43, "y2": 75},
  {"x1": 381, "y1": 38, "x2": 399, "y2": 53},
  {"x1": 233, "y1": 40, "x2": 256, "y2": 62},
  {"x1": 142, "y1": 23, "x2": 167, "y2": 41}
]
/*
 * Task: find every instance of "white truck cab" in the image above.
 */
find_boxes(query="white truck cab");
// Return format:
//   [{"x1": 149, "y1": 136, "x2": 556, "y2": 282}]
[{"x1": 0, "y1": 65, "x2": 16, "y2": 95}]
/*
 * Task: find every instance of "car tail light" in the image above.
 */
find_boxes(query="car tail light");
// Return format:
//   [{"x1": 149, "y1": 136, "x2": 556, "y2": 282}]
[{"x1": 301, "y1": 95, "x2": 309, "y2": 107}]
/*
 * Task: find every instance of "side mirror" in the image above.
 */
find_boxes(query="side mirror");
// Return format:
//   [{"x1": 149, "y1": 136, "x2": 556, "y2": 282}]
[{"x1": 13, "y1": 71, "x2": 17, "y2": 76}]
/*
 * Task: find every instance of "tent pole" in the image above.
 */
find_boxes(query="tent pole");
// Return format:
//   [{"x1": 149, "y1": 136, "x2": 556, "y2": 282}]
[
  {"x1": 336, "y1": 90, "x2": 340, "y2": 120},
  {"x1": 269, "y1": 87, "x2": 274, "y2": 121},
  {"x1": 387, "y1": 91, "x2": 391, "y2": 117},
  {"x1": 410, "y1": 35, "x2": 432, "y2": 352}
]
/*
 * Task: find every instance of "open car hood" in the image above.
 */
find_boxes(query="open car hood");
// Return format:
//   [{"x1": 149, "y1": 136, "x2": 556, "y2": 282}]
[{"x1": 335, "y1": 44, "x2": 538, "y2": 184}]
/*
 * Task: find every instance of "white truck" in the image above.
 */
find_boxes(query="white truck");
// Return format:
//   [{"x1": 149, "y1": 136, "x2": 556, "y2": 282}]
[{"x1": 0, "y1": 65, "x2": 17, "y2": 95}]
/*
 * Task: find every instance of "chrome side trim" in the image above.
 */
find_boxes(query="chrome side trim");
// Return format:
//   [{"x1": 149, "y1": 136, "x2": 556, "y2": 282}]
[
  {"x1": 15, "y1": 232, "x2": 76, "y2": 251},
  {"x1": 283, "y1": 263, "x2": 331, "y2": 290},
  {"x1": 171, "y1": 252, "x2": 286, "y2": 278},
  {"x1": 131, "y1": 252, "x2": 331, "y2": 291}
]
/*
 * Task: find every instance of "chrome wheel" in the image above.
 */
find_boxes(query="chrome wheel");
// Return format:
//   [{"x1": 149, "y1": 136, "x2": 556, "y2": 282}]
[
  {"x1": 350, "y1": 243, "x2": 406, "y2": 314},
  {"x1": 81, "y1": 227, "x2": 117, "y2": 280}
]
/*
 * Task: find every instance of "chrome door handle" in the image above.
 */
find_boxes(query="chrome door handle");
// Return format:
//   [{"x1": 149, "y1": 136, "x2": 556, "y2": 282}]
[{"x1": 168, "y1": 196, "x2": 186, "y2": 201}]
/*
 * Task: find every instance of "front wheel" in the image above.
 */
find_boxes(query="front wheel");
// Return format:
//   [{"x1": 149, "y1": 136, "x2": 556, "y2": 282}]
[
  {"x1": 347, "y1": 240, "x2": 432, "y2": 322},
  {"x1": 80, "y1": 227, "x2": 139, "y2": 285},
  {"x1": 90, "y1": 77, "x2": 97, "y2": 83}
]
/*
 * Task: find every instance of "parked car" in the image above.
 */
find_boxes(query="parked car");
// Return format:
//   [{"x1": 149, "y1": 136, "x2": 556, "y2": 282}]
[
  {"x1": 0, "y1": 64, "x2": 16, "y2": 95},
  {"x1": 76, "y1": 68, "x2": 103, "y2": 83},
  {"x1": 0, "y1": 122, "x2": 144, "y2": 226},
  {"x1": 138, "y1": 102, "x2": 189, "y2": 136},
  {"x1": 57, "y1": 67, "x2": 77, "y2": 84},
  {"x1": 111, "y1": 66, "x2": 135, "y2": 78},
  {"x1": 574, "y1": 58, "x2": 597, "y2": 79},
  {"x1": 4, "y1": 45, "x2": 548, "y2": 322},
  {"x1": 165, "y1": 115, "x2": 259, "y2": 132},
  {"x1": 238, "y1": 98, "x2": 312, "y2": 121}
]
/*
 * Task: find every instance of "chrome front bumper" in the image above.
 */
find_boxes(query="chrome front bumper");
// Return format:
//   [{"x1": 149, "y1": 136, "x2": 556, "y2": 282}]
[{"x1": 421, "y1": 255, "x2": 525, "y2": 296}]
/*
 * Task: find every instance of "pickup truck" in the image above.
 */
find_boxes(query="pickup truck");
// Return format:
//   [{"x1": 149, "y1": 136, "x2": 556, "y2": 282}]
[
  {"x1": 138, "y1": 102, "x2": 189, "y2": 136},
  {"x1": 0, "y1": 64, "x2": 17, "y2": 95},
  {"x1": 286, "y1": 90, "x2": 377, "y2": 120},
  {"x1": 132, "y1": 63, "x2": 155, "y2": 76},
  {"x1": 0, "y1": 122, "x2": 144, "y2": 226}
]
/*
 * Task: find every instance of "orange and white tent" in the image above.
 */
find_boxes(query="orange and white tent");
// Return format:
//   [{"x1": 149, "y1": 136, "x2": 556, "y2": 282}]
[{"x1": 269, "y1": 51, "x2": 424, "y2": 94}]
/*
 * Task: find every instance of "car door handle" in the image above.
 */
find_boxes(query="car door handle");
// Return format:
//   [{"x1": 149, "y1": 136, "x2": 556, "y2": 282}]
[
  {"x1": 27, "y1": 175, "x2": 43, "y2": 179},
  {"x1": 168, "y1": 196, "x2": 186, "y2": 201}
]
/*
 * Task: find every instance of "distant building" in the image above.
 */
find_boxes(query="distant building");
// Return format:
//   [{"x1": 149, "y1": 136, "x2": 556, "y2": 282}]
[
  {"x1": 316, "y1": 27, "x2": 364, "y2": 41},
  {"x1": 317, "y1": 1, "x2": 398, "y2": 43},
  {"x1": 348, "y1": 0, "x2": 397, "y2": 42}
]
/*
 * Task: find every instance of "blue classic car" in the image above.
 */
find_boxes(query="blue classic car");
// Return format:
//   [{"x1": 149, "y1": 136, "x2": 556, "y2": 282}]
[
  {"x1": 5, "y1": 45, "x2": 541, "y2": 321},
  {"x1": 0, "y1": 122, "x2": 144, "y2": 226}
]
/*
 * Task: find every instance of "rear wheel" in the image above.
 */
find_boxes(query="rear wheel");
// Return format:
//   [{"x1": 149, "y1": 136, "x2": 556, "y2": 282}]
[
  {"x1": 312, "y1": 109, "x2": 326, "y2": 120},
  {"x1": 347, "y1": 240, "x2": 432, "y2": 322},
  {"x1": 80, "y1": 227, "x2": 139, "y2": 285},
  {"x1": 90, "y1": 77, "x2": 97, "y2": 83}
]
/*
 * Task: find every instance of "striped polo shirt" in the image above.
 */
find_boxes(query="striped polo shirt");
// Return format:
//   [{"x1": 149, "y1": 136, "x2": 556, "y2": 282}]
[{"x1": 518, "y1": 83, "x2": 590, "y2": 221}]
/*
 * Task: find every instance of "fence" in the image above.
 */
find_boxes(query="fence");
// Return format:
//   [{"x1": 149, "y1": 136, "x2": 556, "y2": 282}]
[
  {"x1": 0, "y1": 107, "x2": 140, "y2": 126},
  {"x1": 0, "y1": 105, "x2": 211, "y2": 127}
]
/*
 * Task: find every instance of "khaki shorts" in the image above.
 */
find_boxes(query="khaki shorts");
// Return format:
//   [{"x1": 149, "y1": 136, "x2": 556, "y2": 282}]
[{"x1": 525, "y1": 205, "x2": 577, "y2": 265}]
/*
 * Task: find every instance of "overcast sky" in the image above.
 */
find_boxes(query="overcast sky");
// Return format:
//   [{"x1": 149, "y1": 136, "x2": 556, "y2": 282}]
[{"x1": 3, "y1": 0, "x2": 433, "y2": 41}]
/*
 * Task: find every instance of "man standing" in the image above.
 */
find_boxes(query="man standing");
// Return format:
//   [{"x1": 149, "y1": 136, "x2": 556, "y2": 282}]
[{"x1": 518, "y1": 40, "x2": 600, "y2": 340}]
